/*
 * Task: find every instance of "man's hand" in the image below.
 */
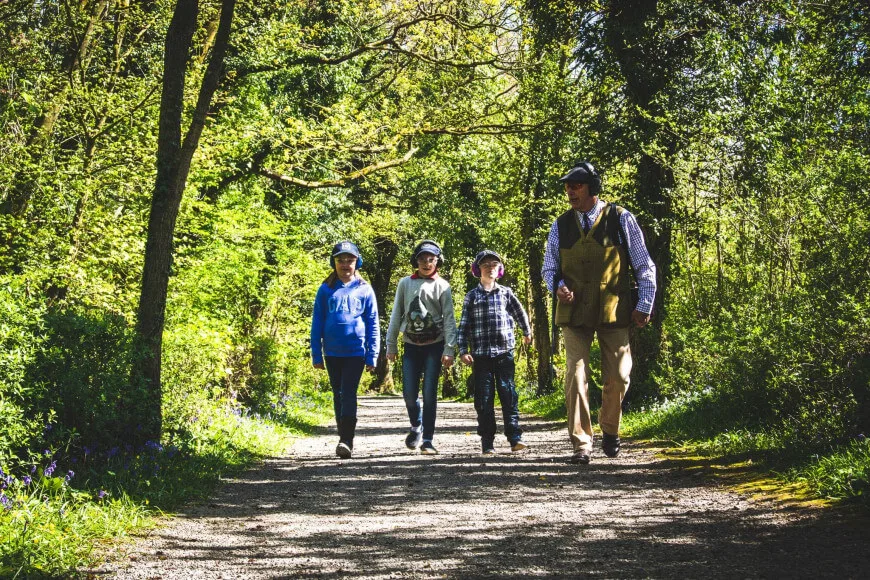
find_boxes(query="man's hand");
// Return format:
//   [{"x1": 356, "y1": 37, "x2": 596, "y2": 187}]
[
  {"x1": 386, "y1": 353, "x2": 397, "y2": 363},
  {"x1": 523, "y1": 335, "x2": 532, "y2": 346},
  {"x1": 441, "y1": 355, "x2": 454, "y2": 368},
  {"x1": 460, "y1": 353, "x2": 474, "y2": 366},
  {"x1": 632, "y1": 309, "x2": 651, "y2": 328},
  {"x1": 366, "y1": 365, "x2": 376, "y2": 373},
  {"x1": 556, "y1": 285, "x2": 574, "y2": 304},
  {"x1": 313, "y1": 362, "x2": 325, "y2": 370}
]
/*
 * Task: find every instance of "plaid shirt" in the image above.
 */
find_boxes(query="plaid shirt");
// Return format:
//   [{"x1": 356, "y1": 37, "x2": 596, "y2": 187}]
[{"x1": 458, "y1": 283, "x2": 531, "y2": 357}]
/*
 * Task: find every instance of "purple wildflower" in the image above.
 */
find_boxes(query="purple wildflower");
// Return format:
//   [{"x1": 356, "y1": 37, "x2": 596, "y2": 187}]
[
  {"x1": 43, "y1": 460, "x2": 57, "y2": 477},
  {"x1": 97, "y1": 490, "x2": 107, "y2": 500},
  {"x1": 30, "y1": 465, "x2": 37, "y2": 474},
  {"x1": 144, "y1": 441, "x2": 163, "y2": 453},
  {"x1": 23, "y1": 476, "x2": 32, "y2": 486},
  {"x1": 65, "y1": 470, "x2": 75, "y2": 482},
  {"x1": 0, "y1": 493, "x2": 11, "y2": 510}
]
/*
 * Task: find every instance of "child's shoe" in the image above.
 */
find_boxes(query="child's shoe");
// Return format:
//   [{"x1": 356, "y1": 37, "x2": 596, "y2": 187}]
[
  {"x1": 420, "y1": 441, "x2": 439, "y2": 455},
  {"x1": 510, "y1": 439, "x2": 527, "y2": 452},
  {"x1": 405, "y1": 429, "x2": 422, "y2": 450}
]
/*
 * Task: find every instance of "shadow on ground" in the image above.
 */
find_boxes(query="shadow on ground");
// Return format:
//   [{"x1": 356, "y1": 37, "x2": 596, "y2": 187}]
[{"x1": 115, "y1": 397, "x2": 870, "y2": 579}]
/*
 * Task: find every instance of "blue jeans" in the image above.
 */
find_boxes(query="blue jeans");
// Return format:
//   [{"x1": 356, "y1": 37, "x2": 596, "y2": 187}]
[
  {"x1": 473, "y1": 352, "x2": 522, "y2": 445},
  {"x1": 402, "y1": 341, "x2": 444, "y2": 441},
  {"x1": 324, "y1": 356, "x2": 365, "y2": 420}
]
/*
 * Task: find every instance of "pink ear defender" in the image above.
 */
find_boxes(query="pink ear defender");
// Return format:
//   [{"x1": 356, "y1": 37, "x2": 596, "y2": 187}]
[{"x1": 471, "y1": 251, "x2": 504, "y2": 278}]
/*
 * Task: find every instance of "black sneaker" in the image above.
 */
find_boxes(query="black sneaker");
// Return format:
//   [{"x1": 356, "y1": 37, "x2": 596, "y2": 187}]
[
  {"x1": 602, "y1": 433, "x2": 621, "y2": 458},
  {"x1": 405, "y1": 430, "x2": 422, "y2": 450},
  {"x1": 482, "y1": 442, "x2": 495, "y2": 455},
  {"x1": 420, "y1": 441, "x2": 439, "y2": 455}
]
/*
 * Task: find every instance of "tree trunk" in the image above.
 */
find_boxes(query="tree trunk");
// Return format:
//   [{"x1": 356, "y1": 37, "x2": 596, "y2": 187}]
[
  {"x1": 131, "y1": 0, "x2": 236, "y2": 443},
  {"x1": 604, "y1": 0, "x2": 678, "y2": 403},
  {"x1": 367, "y1": 235, "x2": 399, "y2": 392},
  {"x1": 522, "y1": 133, "x2": 561, "y2": 397}
]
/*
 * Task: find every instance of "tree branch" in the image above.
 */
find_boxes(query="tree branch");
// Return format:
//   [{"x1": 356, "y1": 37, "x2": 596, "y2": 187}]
[{"x1": 257, "y1": 146, "x2": 419, "y2": 189}]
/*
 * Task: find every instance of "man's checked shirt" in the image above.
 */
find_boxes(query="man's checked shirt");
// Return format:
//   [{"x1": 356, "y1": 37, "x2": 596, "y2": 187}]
[{"x1": 458, "y1": 283, "x2": 531, "y2": 357}]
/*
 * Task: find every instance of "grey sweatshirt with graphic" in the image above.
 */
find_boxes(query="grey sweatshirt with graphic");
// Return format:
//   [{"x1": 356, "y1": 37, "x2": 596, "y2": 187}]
[{"x1": 386, "y1": 275, "x2": 457, "y2": 357}]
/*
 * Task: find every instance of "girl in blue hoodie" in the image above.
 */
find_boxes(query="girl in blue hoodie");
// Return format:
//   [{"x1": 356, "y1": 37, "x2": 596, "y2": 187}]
[{"x1": 310, "y1": 241, "x2": 380, "y2": 459}]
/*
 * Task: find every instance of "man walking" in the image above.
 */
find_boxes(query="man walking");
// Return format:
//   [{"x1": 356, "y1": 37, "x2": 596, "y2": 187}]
[{"x1": 542, "y1": 162, "x2": 656, "y2": 464}]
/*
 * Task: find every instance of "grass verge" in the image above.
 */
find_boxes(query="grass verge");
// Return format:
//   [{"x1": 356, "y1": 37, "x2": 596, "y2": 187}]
[
  {"x1": 0, "y1": 391, "x2": 331, "y2": 577},
  {"x1": 621, "y1": 392, "x2": 870, "y2": 507}
]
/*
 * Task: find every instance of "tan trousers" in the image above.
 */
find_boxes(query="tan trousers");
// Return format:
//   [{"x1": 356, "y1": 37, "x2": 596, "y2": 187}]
[{"x1": 563, "y1": 325, "x2": 632, "y2": 453}]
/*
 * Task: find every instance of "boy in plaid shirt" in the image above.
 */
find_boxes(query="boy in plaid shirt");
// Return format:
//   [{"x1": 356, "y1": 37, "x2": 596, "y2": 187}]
[{"x1": 458, "y1": 250, "x2": 532, "y2": 454}]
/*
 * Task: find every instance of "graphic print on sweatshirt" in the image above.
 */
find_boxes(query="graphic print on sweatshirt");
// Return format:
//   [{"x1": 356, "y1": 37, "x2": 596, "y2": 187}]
[
  {"x1": 405, "y1": 295, "x2": 440, "y2": 344},
  {"x1": 328, "y1": 293, "x2": 364, "y2": 320}
]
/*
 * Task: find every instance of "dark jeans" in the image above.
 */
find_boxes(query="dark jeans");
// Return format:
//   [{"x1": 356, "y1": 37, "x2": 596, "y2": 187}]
[
  {"x1": 473, "y1": 352, "x2": 522, "y2": 445},
  {"x1": 324, "y1": 356, "x2": 365, "y2": 420},
  {"x1": 402, "y1": 341, "x2": 444, "y2": 441}
]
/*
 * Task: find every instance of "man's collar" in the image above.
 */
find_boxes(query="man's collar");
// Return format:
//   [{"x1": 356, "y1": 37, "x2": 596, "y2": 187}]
[
  {"x1": 575, "y1": 198, "x2": 604, "y2": 217},
  {"x1": 411, "y1": 272, "x2": 440, "y2": 280}
]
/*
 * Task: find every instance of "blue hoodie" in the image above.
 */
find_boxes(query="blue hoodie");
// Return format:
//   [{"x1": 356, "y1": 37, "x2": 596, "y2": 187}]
[{"x1": 310, "y1": 276, "x2": 380, "y2": 367}]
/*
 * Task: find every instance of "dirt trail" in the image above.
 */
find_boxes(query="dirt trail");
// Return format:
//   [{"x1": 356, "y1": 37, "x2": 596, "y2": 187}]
[{"x1": 105, "y1": 396, "x2": 870, "y2": 579}]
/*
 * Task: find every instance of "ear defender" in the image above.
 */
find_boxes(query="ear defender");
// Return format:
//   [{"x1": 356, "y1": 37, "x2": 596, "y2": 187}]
[
  {"x1": 329, "y1": 241, "x2": 363, "y2": 270},
  {"x1": 471, "y1": 250, "x2": 504, "y2": 279},
  {"x1": 410, "y1": 240, "x2": 444, "y2": 268},
  {"x1": 579, "y1": 161, "x2": 602, "y2": 196}
]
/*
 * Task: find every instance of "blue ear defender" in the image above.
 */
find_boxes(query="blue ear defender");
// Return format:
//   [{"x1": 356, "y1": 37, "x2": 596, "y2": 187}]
[{"x1": 329, "y1": 240, "x2": 363, "y2": 270}]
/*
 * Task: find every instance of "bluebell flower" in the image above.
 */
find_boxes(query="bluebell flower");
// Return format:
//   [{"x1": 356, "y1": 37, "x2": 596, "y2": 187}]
[
  {"x1": 144, "y1": 441, "x2": 163, "y2": 453},
  {"x1": 98, "y1": 490, "x2": 107, "y2": 500},
  {"x1": 23, "y1": 476, "x2": 32, "y2": 486},
  {"x1": 65, "y1": 470, "x2": 75, "y2": 482},
  {"x1": 0, "y1": 493, "x2": 11, "y2": 510},
  {"x1": 30, "y1": 465, "x2": 37, "y2": 474},
  {"x1": 44, "y1": 460, "x2": 57, "y2": 477}
]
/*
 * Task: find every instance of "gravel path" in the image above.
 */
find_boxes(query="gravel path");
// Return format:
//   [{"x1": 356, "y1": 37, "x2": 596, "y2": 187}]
[{"x1": 105, "y1": 396, "x2": 870, "y2": 579}]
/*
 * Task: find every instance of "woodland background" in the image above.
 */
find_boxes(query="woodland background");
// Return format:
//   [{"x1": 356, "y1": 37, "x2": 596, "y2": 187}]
[{"x1": 1, "y1": 0, "x2": 869, "y2": 573}]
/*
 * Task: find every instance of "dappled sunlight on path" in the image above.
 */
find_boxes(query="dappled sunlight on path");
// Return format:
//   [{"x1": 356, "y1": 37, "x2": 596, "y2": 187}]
[{"x1": 106, "y1": 396, "x2": 870, "y2": 578}]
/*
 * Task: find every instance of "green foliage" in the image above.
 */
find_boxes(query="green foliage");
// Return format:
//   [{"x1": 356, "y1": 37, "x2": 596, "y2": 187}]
[
  {"x1": 1, "y1": 0, "x2": 869, "y2": 563},
  {"x1": 0, "y1": 279, "x2": 50, "y2": 469},
  {"x1": 0, "y1": 394, "x2": 330, "y2": 576},
  {"x1": 786, "y1": 438, "x2": 870, "y2": 505}
]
